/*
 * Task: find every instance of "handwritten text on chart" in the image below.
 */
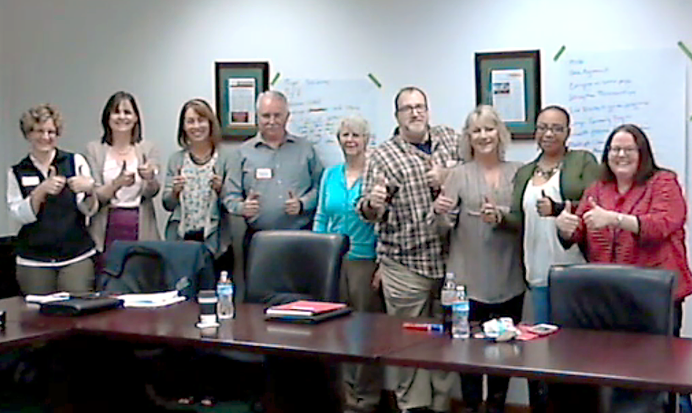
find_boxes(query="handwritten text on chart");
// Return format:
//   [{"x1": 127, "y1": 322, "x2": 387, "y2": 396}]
[{"x1": 565, "y1": 59, "x2": 651, "y2": 152}]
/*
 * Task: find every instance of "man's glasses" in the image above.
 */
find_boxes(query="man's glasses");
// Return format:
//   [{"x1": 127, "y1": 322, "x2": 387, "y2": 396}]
[
  {"x1": 397, "y1": 104, "x2": 428, "y2": 115},
  {"x1": 535, "y1": 123, "x2": 566, "y2": 134}
]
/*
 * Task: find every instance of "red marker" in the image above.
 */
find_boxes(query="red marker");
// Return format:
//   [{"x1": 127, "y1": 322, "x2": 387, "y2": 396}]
[{"x1": 403, "y1": 322, "x2": 444, "y2": 333}]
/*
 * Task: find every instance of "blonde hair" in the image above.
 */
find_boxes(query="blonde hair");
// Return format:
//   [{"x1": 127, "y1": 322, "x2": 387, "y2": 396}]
[
  {"x1": 460, "y1": 105, "x2": 510, "y2": 161},
  {"x1": 336, "y1": 115, "x2": 371, "y2": 145},
  {"x1": 20, "y1": 104, "x2": 63, "y2": 138}
]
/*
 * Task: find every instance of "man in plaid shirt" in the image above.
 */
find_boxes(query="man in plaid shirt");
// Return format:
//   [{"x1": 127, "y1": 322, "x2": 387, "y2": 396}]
[{"x1": 358, "y1": 86, "x2": 461, "y2": 413}]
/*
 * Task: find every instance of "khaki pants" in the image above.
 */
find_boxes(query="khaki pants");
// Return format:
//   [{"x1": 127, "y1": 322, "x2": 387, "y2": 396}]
[
  {"x1": 341, "y1": 259, "x2": 385, "y2": 413},
  {"x1": 16, "y1": 257, "x2": 95, "y2": 295},
  {"x1": 379, "y1": 256, "x2": 455, "y2": 412}
]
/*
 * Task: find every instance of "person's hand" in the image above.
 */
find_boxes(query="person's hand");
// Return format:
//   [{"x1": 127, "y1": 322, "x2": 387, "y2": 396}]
[
  {"x1": 67, "y1": 166, "x2": 94, "y2": 194},
  {"x1": 172, "y1": 167, "x2": 186, "y2": 198},
  {"x1": 37, "y1": 166, "x2": 66, "y2": 197},
  {"x1": 113, "y1": 161, "x2": 136, "y2": 189},
  {"x1": 368, "y1": 175, "x2": 388, "y2": 211},
  {"x1": 555, "y1": 200, "x2": 579, "y2": 237},
  {"x1": 433, "y1": 187, "x2": 455, "y2": 215},
  {"x1": 242, "y1": 190, "x2": 260, "y2": 219},
  {"x1": 536, "y1": 190, "x2": 556, "y2": 217},
  {"x1": 137, "y1": 159, "x2": 156, "y2": 181},
  {"x1": 425, "y1": 162, "x2": 445, "y2": 190},
  {"x1": 583, "y1": 197, "x2": 616, "y2": 230},
  {"x1": 371, "y1": 266, "x2": 383, "y2": 290},
  {"x1": 284, "y1": 190, "x2": 302, "y2": 216},
  {"x1": 210, "y1": 167, "x2": 223, "y2": 194},
  {"x1": 480, "y1": 196, "x2": 501, "y2": 224}
]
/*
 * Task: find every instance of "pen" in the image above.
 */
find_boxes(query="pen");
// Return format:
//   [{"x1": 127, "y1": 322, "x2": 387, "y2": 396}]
[{"x1": 403, "y1": 322, "x2": 444, "y2": 333}]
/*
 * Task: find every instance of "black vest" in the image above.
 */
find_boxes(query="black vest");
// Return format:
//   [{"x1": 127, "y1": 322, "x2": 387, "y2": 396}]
[{"x1": 12, "y1": 150, "x2": 95, "y2": 262}]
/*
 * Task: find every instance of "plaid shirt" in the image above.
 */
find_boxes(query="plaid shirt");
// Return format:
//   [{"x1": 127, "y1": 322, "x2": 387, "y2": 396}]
[{"x1": 358, "y1": 125, "x2": 461, "y2": 279}]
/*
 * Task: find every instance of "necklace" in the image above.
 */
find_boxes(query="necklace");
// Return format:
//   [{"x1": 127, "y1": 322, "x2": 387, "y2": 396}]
[
  {"x1": 112, "y1": 145, "x2": 133, "y2": 156},
  {"x1": 534, "y1": 161, "x2": 562, "y2": 179},
  {"x1": 190, "y1": 148, "x2": 214, "y2": 165}
]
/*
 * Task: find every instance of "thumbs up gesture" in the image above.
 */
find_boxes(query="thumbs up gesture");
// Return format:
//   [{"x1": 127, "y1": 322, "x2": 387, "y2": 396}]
[
  {"x1": 368, "y1": 174, "x2": 389, "y2": 211},
  {"x1": 536, "y1": 189, "x2": 557, "y2": 217},
  {"x1": 480, "y1": 195, "x2": 501, "y2": 224},
  {"x1": 210, "y1": 166, "x2": 223, "y2": 194},
  {"x1": 39, "y1": 165, "x2": 67, "y2": 196},
  {"x1": 425, "y1": 162, "x2": 445, "y2": 190},
  {"x1": 556, "y1": 200, "x2": 580, "y2": 237},
  {"x1": 242, "y1": 189, "x2": 261, "y2": 219},
  {"x1": 67, "y1": 164, "x2": 95, "y2": 194},
  {"x1": 137, "y1": 153, "x2": 156, "y2": 181},
  {"x1": 433, "y1": 186, "x2": 455, "y2": 215},
  {"x1": 113, "y1": 160, "x2": 135, "y2": 189},
  {"x1": 284, "y1": 190, "x2": 302, "y2": 216},
  {"x1": 583, "y1": 196, "x2": 616, "y2": 230}
]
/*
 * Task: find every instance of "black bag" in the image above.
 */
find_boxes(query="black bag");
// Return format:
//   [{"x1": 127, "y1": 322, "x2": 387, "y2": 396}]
[{"x1": 39, "y1": 297, "x2": 123, "y2": 316}]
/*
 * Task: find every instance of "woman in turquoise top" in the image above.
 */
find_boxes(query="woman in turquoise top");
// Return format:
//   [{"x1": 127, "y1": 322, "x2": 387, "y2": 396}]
[{"x1": 313, "y1": 115, "x2": 383, "y2": 413}]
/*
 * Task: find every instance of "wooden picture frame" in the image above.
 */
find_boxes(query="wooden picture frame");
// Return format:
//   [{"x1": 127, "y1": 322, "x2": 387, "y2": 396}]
[
  {"x1": 214, "y1": 61, "x2": 270, "y2": 141},
  {"x1": 475, "y1": 50, "x2": 541, "y2": 140}
]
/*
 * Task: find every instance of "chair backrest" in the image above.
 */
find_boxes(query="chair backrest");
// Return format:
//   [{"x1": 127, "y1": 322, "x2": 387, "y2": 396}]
[
  {"x1": 245, "y1": 230, "x2": 349, "y2": 305},
  {"x1": 548, "y1": 264, "x2": 677, "y2": 413},
  {"x1": 549, "y1": 263, "x2": 675, "y2": 335},
  {"x1": 101, "y1": 240, "x2": 216, "y2": 298}
]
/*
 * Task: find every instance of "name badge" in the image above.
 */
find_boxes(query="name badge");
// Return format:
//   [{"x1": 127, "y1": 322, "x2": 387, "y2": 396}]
[
  {"x1": 445, "y1": 160, "x2": 457, "y2": 168},
  {"x1": 21, "y1": 176, "x2": 40, "y2": 186},
  {"x1": 255, "y1": 168, "x2": 272, "y2": 180}
]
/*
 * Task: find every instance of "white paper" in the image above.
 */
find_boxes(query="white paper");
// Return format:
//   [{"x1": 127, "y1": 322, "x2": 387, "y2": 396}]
[
  {"x1": 553, "y1": 49, "x2": 685, "y2": 180},
  {"x1": 274, "y1": 78, "x2": 381, "y2": 167},
  {"x1": 117, "y1": 290, "x2": 186, "y2": 308},
  {"x1": 491, "y1": 69, "x2": 526, "y2": 122},
  {"x1": 227, "y1": 78, "x2": 256, "y2": 126},
  {"x1": 25, "y1": 292, "x2": 70, "y2": 304}
]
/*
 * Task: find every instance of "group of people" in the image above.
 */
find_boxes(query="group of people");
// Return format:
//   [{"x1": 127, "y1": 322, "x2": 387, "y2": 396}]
[{"x1": 7, "y1": 85, "x2": 692, "y2": 413}]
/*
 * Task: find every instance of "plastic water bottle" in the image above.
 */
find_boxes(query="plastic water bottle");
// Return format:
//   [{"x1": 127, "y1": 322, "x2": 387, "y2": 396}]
[
  {"x1": 216, "y1": 271, "x2": 235, "y2": 319},
  {"x1": 440, "y1": 272, "x2": 457, "y2": 336},
  {"x1": 451, "y1": 285, "x2": 470, "y2": 339}
]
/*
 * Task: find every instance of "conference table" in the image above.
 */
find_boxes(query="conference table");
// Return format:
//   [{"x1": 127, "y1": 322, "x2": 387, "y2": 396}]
[{"x1": 2, "y1": 296, "x2": 692, "y2": 395}]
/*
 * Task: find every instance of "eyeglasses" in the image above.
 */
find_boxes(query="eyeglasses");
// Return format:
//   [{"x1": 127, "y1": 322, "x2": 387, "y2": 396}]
[
  {"x1": 608, "y1": 146, "x2": 638, "y2": 156},
  {"x1": 32, "y1": 128, "x2": 57, "y2": 137},
  {"x1": 397, "y1": 104, "x2": 428, "y2": 114},
  {"x1": 535, "y1": 123, "x2": 566, "y2": 134}
]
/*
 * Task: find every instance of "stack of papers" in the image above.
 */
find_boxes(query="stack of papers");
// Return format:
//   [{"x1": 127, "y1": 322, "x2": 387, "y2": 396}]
[
  {"x1": 116, "y1": 291, "x2": 186, "y2": 308},
  {"x1": 26, "y1": 292, "x2": 71, "y2": 304}
]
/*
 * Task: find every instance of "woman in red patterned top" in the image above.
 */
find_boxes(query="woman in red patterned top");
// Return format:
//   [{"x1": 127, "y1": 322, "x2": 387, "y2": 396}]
[{"x1": 556, "y1": 123, "x2": 692, "y2": 334}]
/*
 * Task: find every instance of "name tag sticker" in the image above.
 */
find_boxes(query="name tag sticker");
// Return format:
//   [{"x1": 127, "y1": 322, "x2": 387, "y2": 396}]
[
  {"x1": 445, "y1": 160, "x2": 457, "y2": 168},
  {"x1": 21, "y1": 176, "x2": 40, "y2": 186},
  {"x1": 255, "y1": 168, "x2": 272, "y2": 180}
]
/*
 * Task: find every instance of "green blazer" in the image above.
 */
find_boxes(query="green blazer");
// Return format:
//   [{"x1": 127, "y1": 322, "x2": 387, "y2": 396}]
[{"x1": 501, "y1": 149, "x2": 601, "y2": 231}]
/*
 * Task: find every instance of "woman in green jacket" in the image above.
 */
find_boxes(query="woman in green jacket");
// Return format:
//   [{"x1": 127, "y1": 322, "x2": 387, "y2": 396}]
[{"x1": 489, "y1": 105, "x2": 600, "y2": 413}]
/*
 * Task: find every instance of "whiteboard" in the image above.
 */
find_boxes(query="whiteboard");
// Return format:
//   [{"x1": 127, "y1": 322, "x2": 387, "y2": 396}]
[
  {"x1": 274, "y1": 78, "x2": 381, "y2": 168},
  {"x1": 553, "y1": 49, "x2": 686, "y2": 181}
]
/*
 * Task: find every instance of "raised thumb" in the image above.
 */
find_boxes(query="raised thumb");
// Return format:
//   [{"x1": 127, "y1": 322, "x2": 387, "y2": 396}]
[
  {"x1": 564, "y1": 200, "x2": 573, "y2": 213},
  {"x1": 588, "y1": 196, "x2": 598, "y2": 208},
  {"x1": 121, "y1": 160, "x2": 127, "y2": 173},
  {"x1": 48, "y1": 166, "x2": 57, "y2": 178},
  {"x1": 541, "y1": 190, "x2": 547, "y2": 198},
  {"x1": 288, "y1": 190, "x2": 295, "y2": 199},
  {"x1": 439, "y1": 186, "x2": 446, "y2": 197},
  {"x1": 248, "y1": 190, "x2": 259, "y2": 200}
]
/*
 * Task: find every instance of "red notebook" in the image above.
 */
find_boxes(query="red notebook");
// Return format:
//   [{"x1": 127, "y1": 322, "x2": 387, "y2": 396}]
[{"x1": 265, "y1": 300, "x2": 347, "y2": 317}]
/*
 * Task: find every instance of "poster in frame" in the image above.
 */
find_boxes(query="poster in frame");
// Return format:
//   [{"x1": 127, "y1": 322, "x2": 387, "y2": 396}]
[
  {"x1": 474, "y1": 50, "x2": 541, "y2": 140},
  {"x1": 214, "y1": 61, "x2": 270, "y2": 141}
]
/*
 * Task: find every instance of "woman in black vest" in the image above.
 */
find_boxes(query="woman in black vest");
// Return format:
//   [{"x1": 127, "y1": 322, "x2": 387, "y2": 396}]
[{"x1": 7, "y1": 104, "x2": 98, "y2": 295}]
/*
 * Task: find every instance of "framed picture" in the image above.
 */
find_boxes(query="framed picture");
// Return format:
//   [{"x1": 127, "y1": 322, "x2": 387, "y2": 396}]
[
  {"x1": 214, "y1": 61, "x2": 270, "y2": 141},
  {"x1": 474, "y1": 50, "x2": 541, "y2": 140}
]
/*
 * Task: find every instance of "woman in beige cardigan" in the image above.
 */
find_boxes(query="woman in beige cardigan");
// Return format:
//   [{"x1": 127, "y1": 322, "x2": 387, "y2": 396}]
[{"x1": 85, "y1": 91, "x2": 160, "y2": 270}]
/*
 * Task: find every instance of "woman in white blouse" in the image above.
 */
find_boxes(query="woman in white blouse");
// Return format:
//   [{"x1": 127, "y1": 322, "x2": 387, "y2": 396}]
[
  {"x1": 86, "y1": 91, "x2": 161, "y2": 271},
  {"x1": 7, "y1": 104, "x2": 98, "y2": 294}
]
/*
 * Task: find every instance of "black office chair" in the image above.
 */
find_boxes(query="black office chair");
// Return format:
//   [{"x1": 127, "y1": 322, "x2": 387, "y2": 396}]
[
  {"x1": 548, "y1": 263, "x2": 676, "y2": 413},
  {"x1": 244, "y1": 230, "x2": 350, "y2": 413},
  {"x1": 245, "y1": 230, "x2": 349, "y2": 304}
]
